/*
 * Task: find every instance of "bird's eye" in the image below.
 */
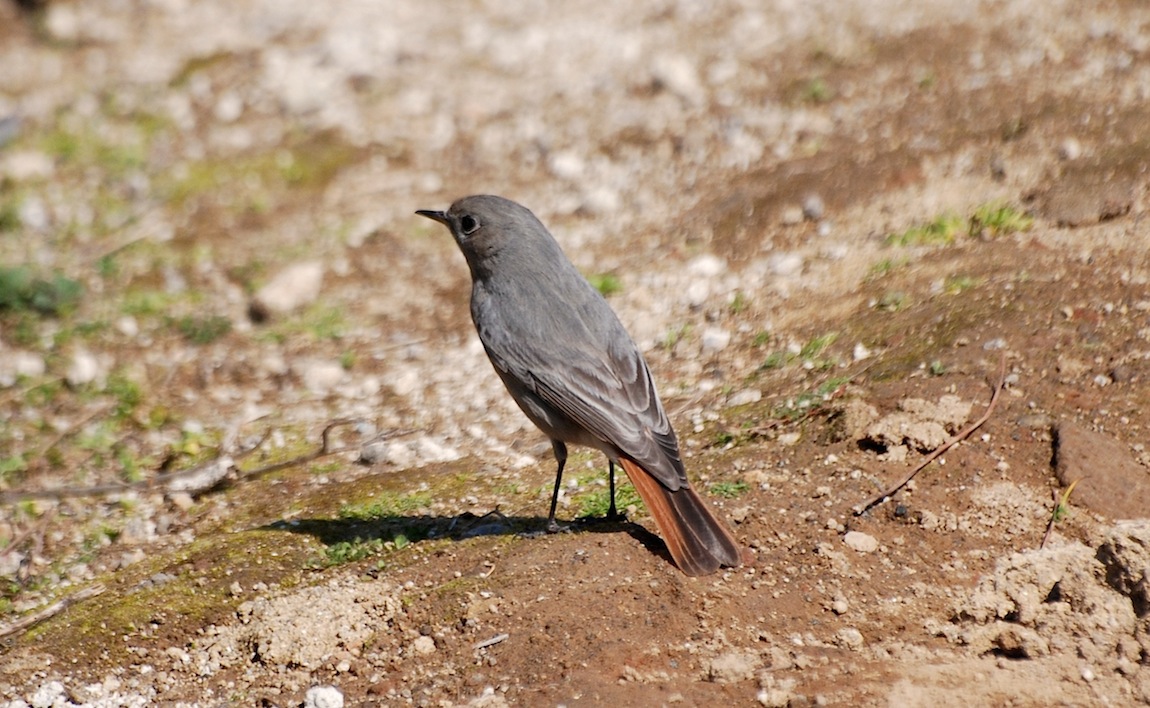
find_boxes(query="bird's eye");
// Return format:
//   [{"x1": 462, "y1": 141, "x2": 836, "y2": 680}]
[{"x1": 460, "y1": 215, "x2": 480, "y2": 235}]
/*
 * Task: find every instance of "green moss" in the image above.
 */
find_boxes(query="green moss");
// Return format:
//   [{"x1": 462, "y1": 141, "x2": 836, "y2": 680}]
[
  {"x1": 586, "y1": 273, "x2": 622, "y2": 297},
  {"x1": 887, "y1": 212, "x2": 965, "y2": 247},
  {"x1": 708, "y1": 481, "x2": 748, "y2": 499}
]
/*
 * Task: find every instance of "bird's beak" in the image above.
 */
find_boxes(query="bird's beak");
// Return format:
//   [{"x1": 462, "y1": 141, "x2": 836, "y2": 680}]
[{"x1": 415, "y1": 209, "x2": 449, "y2": 226}]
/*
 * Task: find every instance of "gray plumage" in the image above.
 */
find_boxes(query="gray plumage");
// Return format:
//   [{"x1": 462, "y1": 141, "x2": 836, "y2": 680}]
[{"x1": 417, "y1": 195, "x2": 746, "y2": 575}]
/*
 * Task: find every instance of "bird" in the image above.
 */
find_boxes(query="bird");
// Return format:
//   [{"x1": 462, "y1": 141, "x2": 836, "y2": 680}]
[{"x1": 417, "y1": 195, "x2": 748, "y2": 576}]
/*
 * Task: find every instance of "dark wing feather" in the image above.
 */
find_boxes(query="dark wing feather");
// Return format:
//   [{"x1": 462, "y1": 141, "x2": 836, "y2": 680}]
[{"x1": 475, "y1": 280, "x2": 686, "y2": 490}]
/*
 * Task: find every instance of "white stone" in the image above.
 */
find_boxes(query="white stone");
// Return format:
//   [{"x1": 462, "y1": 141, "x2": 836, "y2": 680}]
[
  {"x1": 687, "y1": 254, "x2": 726, "y2": 277},
  {"x1": 251, "y1": 261, "x2": 324, "y2": 318},
  {"x1": 728, "y1": 389, "x2": 762, "y2": 407},
  {"x1": 304, "y1": 685, "x2": 345, "y2": 708},
  {"x1": 298, "y1": 360, "x2": 345, "y2": 393},
  {"x1": 843, "y1": 531, "x2": 878, "y2": 553},
  {"x1": 1, "y1": 150, "x2": 54, "y2": 181},
  {"x1": 768, "y1": 252, "x2": 804, "y2": 277},
  {"x1": 701, "y1": 327, "x2": 731, "y2": 353},
  {"x1": 651, "y1": 53, "x2": 704, "y2": 104},
  {"x1": 548, "y1": 150, "x2": 585, "y2": 180},
  {"x1": 413, "y1": 635, "x2": 437, "y2": 655},
  {"x1": 66, "y1": 349, "x2": 104, "y2": 387}
]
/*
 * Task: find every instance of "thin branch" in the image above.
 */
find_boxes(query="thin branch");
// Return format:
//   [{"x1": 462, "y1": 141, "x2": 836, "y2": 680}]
[
  {"x1": 0, "y1": 584, "x2": 106, "y2": 640},
  {"x1": 854, "y1": 352, "x2": 1007, "y2": 516}
]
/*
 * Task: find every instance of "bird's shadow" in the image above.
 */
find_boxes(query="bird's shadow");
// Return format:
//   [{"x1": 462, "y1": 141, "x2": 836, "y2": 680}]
[{"x1": 262, "y1": 510, "x2": 672, "y2": 567}]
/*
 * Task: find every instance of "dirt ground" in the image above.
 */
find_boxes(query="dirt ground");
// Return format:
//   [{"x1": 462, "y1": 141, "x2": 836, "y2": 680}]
[{"x1": 1, "y1": 0, "x2": 1149, "y2": 705}]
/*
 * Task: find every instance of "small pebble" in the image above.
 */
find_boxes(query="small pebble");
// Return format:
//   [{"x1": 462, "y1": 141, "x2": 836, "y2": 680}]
[
  {"x1": 1058, "y1": 137, "x2": 1082, "y2": 161},
  {"x1": 843, "y1": 531, "x2": 878, "y2": 553},
  {"x1": 413, "y1": 635, "x2": 436, "y2": 655},
  {"x1": 802, "y1": 193, "x2": 825, "y2": 220},
  {"x1": 304, "y1": 685, "x2": 344, "y2": 708}
]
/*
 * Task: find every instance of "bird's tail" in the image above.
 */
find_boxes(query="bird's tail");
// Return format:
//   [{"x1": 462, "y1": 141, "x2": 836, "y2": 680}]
[{"x1": 619, "y1": 457, "x2": 750, "y2": 576}]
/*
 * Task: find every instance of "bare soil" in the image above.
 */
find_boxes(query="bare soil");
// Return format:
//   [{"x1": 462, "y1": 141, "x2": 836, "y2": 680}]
[{"x1": 1, "y1": 1, "x2": 1149, "y2": 706}]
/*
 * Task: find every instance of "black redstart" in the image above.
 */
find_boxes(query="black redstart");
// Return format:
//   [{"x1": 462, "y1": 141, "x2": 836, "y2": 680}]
[{"x1": 417, "y1": 195, "x2": 748, "y2": 576}]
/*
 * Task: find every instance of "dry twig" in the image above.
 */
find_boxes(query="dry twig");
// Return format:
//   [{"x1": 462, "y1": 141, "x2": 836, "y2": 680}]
[
  {"x1": 0, "y1": 584, "x2": 106, "y2": 640},
  {"x1": 854, "y1": 351, "x2": 1007, "y2": 516}
]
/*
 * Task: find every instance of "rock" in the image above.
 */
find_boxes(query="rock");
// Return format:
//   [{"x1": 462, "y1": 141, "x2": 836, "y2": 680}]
[
  {"x1": 650, "y1": 53, "x2": 704, "y2": 104},
  {"x1": 951, "y1": 538, "x2": 1137, "y2": 661},
  {"x1": 843, "y1": 531, "x2": 878, "y2": 553},
  {"x1": 29, "y1": 680, "x2": 66, "y2": 708},
  {"x1": 727, "y1": 389, "x2": 762, "y2": 407},
  {"x1": 1054, "y1": 422, "x2": 1150, "y2": 520},
  {"x1": 66, "y1": 349, "x2": 106, "y2": 387},
  {"x1": 865, "y1": 395, "x2": 971, "y2": 451},
  {"x1": 757, "y1": 675, "x2": 797, "y2": 707},
  {"x1": 780, "y1": 205, "x2": 804, "y2": 225},
  {"x1": 802, "y1": 193, "x2": 825, "y2": 220},
  {"x1": 1, "y1": 150, "x2": 54, "y2": 181},
  {"x1": 707, "y1": 649, "x2": 760, "y2": 683},
  {"x1": 700, "y1": 327, "x2": 731, "y2": 353},
  {"x1": 1094, "y1": 520, "x2": 1150, "y2": 614},
  {"x1": 412, "y1": 635, "x2": 437, "y2": 655},
  {"x1": 249, "y1": 261, "x2": 325, "y2": 321},
  {"x1": 298, "y1": 359, "x2": 346, "y2": 394},
  {"x1": 835, "y1": 627, "x2": 864, "y2": 649},
  {"x1": 1058, "y1": 137, "x2": 1083, "y2": 161},
  {"x1": 687, "y1": 254, "x2": 726, "y2": 278},
  {"x1": 767, "y1": 252, "x2": 804, "y2": 276},
  {"x1": 304, "y1": 685, "x2": 345, "y2": 708},
  {"x1": 1038, "y1": 174, "x2": 1134, "y2": 227},
  {"x1": 547, "y1": 150, "x2": 584, "y2": 180},
  {"x1": 0, "y1": 350, "x2": 46, "y2": 386},
  {"x1": 825, "y1": 399, "x2": 879, "y2": 443}
]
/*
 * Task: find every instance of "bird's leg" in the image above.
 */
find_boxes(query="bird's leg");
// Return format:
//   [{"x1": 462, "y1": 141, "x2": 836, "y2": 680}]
[
  {"x1": 547, "y1": 440, "x2": 568, "y2": 533},
  {"x1": 606, "y1": 459, "x2": 621, "y2": 520}
]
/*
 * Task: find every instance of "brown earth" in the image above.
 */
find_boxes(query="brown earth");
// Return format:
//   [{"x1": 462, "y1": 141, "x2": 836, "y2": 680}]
[{"x1": 1, "y1": 0, "x2": 1149, "y2": 706}]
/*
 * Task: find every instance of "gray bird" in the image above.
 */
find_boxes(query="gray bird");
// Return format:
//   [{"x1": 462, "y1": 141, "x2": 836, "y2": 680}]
[{"x1": 417, "y1": 195, "x2": 747, "y2": 576}]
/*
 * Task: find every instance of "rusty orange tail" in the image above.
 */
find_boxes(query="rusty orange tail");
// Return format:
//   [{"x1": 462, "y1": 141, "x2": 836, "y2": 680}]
[{"x1": 619, "y1": 458, "x2": 749, "y2": 576}]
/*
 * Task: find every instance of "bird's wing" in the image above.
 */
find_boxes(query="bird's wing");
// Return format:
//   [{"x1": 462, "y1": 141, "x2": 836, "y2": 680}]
[{"x1": 479, "y1": 299, "x2": 686, "y2": 490}]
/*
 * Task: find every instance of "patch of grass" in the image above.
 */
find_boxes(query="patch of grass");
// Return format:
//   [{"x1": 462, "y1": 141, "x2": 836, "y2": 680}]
[
  {"x1": 888, "y1": 202, "x2": 1032, "y2": 248},
  {"x1": 576, "y1": 479, "x2": 642, "y2": 518},
  {"x1": 760, "y1": 332, "x2": 839, "y2": 371},
  {"x1": 800, "y1": 77, "x2": 833, "y2": 103},
  {"x1": 970, "y1": 201, "x2": 1033, "y2": 238},
  {"x1": 121, "y1": 289, "x2": 180, "y2": 317},
  {"x1": 799, "y1": 332, "x2": 837, "y2": 360},
  {"x1": 586, "y1": 273, "x2": 622, "y2": 297},
  {"x1": 0, "y1": 196, "x2": 20, "y2": 232},
  {"x1": 868, "y1": 256, "x2": 908, "y2": 279},
  {"x1": 314, "y1": 537, "x2": 387, "y2": 567},
  {"x1": 708, "y1": 481, "x2": 748, "y2": 499},
  {"x1": 105, "y1": 372, "x2": 143, "y2": 419},
  {"x1": 751, "y1": 331, "x2": 771, "y2": 348},
  {"x1": 0, "y1": 266, "x2": 84, "y2": 316},
  {"x1": 160, "y1": 130, "x2": 358, "y2": 213},
  {"x1": 173, "y1": 314, "x2": 231, "y2": 344},
  {"x1": 729, "y1": 290, "x2": 749, "y2": 314},
  {"x1": 339, "y1": 491, "x2": 433, "y2": 521},
  {"x1": 876, "y1": 290, "x2": 910, "y2": 312},
  {"x1": 929, "y1": 360, "x2": 947, "y2": 376},
  {"x1": 771, "y1": 375, "x2": 851, "y2": 420},
  {"x1": 760, "y1": 349, "x2": 791, "y2": 370},
  {"x1": 944, "y1": 274, "x2": 980, "y2": 294},
  {"x1": 0, "y1": 454, "x2": 28, "y2": 485},
  {"x1": 886, "y1": 212, "x2": 965, "y2": 247},
  {"x1": 662, "y1": 324, "x2": 691, "y2": 351}
]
